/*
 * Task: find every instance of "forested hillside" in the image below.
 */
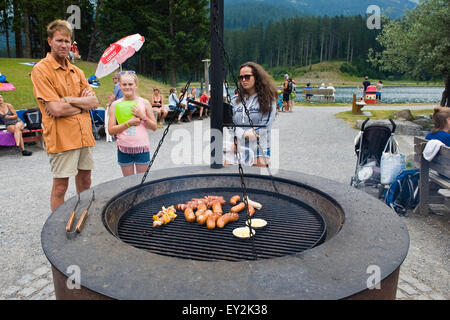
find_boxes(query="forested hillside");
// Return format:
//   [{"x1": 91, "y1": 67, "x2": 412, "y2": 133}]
[
  {"x1": 225, "y1": 0, "x2": 417, "y2": 29},
  {"x1": 224, "y1": 15, "x2": 388, "y2": 79}
]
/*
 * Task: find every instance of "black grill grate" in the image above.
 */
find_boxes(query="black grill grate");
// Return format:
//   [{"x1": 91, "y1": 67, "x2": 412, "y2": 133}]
[{"x1": 117, "y1": 188, "x2": 326, "y2": 261}]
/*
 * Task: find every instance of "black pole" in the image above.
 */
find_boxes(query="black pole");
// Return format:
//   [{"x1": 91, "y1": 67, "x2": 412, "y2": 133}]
[{"x1": 210, "y1": 0, "x2": 223, "y2": 168}]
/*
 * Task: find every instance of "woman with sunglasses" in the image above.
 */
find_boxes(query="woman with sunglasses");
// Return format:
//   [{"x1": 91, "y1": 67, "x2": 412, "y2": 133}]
[
  {"x1": 225, "y1": 62, "x2": 278, "y2": 167},
  {"x1": 107, "y1": 71, "x2": 157, "y2": 176}
]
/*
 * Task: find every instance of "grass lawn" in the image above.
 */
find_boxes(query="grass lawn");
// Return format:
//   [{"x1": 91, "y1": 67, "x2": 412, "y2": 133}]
[
  {"x1": 0, "y1": 58, "x2": 170, "y2": 110},
  {"x1": 335, "y1": 109, "x2": 435, "y2": 129}
]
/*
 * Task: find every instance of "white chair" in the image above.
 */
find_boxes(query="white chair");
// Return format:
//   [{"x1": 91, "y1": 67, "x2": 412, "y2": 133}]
[{"x1": 104, "y1": 105, "x2": 113, "y2": 142}]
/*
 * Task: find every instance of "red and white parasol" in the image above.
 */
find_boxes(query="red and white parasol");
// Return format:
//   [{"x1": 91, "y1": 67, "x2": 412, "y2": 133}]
[{"x1": 95, "y1": 34, "x2": 145, "y2": 79}]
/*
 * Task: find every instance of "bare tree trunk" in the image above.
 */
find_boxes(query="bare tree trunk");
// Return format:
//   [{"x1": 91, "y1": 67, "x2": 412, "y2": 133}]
[
  {"x1": 304, "y1": 35, "x2": 309, "y2": 66},
  {"x1": 2, "y1": 9, "x2": 11, "y2": 57},
  {"x1": 24, "y1": 7, "x2": 31, "y2": 58},
  {"x1": 346, "y1": 32, "x2": 351, "y2": 63},
  {"x1": 320, "y1": 32, "x2": 324, "y2": 63},
  {"x1": 328, "y1": 33, "x2": 334, "y2": 61},
  {"x1": 12, "y1": 0, "x2": 23, "y2": 58},
  {"x1": 87, "y1": 0, "x2": 101, "y2": 62},
  {"x1": 276, "y1": 43, "x2": 280, "y2": 67},
  {"x1": 168, "y1": 0, "x2": 177, "y2": 87}
]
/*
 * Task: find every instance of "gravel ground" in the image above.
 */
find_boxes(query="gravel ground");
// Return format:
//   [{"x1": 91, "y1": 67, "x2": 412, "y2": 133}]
[{"x1": 0, "y1": 104, "x2": 448, "y2": 299}]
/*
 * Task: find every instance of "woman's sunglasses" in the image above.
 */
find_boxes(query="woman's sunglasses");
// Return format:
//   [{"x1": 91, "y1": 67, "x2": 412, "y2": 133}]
[{"x1": 238, "y1": 74, "x2": 253, "y2": 81}]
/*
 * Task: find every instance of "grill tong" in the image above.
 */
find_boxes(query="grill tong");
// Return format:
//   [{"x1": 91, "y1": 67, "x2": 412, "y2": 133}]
[{"x1": 65, "y1": 191, "x2": 95, "y2": 236}]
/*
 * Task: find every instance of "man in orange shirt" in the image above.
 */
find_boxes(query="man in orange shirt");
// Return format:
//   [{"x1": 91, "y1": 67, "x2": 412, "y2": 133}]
[{"x1": 31, "y1": 20, "x2": 99, "y2": 212}]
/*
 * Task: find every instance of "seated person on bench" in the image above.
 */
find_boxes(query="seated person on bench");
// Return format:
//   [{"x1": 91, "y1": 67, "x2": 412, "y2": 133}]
[
  {"x1": 0, "y1": 94, "x2": 32, "y2": 156},
  {"x1": 151, "y1": 88, "x2": 167, "y2": 125},
  {"x1": 425, "y1": 107, "x2": 450, "y2": 147}
]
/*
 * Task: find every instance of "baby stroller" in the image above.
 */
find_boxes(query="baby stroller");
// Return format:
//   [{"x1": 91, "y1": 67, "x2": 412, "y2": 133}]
[
  {"x1": 350, "y1": 118, "x2": 397, "y2": 194},
  {"x1": 89, "y1": 109, "x2": 105, "y2": 140}
]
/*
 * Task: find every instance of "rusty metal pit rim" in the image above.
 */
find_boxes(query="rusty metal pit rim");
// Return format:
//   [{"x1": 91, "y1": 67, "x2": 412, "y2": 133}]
[{"x1": 41, "y1": 166, "x2": 410, "y2": 300}]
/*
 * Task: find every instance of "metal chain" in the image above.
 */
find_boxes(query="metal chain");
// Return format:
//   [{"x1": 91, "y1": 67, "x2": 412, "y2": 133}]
[
  {"x1": 212, "y1": 5, "x2": 257, "y2": 260},
  {"x1": 129, "y1": 41, "x2": 210, "y2": 208}
]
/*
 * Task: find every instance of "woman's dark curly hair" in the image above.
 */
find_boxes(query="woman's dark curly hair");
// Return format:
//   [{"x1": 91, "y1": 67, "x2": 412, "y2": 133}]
[{"x1": 236, "y1": 61, "x2": 278, "y2": 115}]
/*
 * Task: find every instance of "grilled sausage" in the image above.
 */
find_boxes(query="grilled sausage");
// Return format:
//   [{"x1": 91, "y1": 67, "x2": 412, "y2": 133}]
[
  {"x1": 216, "y1": 212, "x2": 239, "y2": 228},
  {"x1": 197, "y1": 210, "x2": 213, "y2": 225},
  {"x1": 229, "y1": 195, "x2": 240, "y2": 205},
  {"x1": 206, "y1": 213, "x2": 221, "y2": 229},
  {"x1": 230, "y1": 202, "x2": 245, "y2": 213},
  {"x1": 248, "y1": 205, "x2": 255, "y2": 217},
  {"x1": 176, "y1": 204, "x2": 186, "y2": 211},
  {"x1": 184, "y1": 207, "x2": 196, "y2": 222},
  {"x1": 197, "y1": 201, "x2": 207, "y2": 212},
  {"x1": 212, "y1": 202, "x2": 223, "y2": 214}
]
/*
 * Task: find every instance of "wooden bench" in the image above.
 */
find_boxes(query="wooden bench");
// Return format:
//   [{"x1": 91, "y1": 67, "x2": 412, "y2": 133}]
[
  {"x1": 413, "y1": 136, "x2": 450, "y2": 215},
  {"x1": 0, "y1": 125, "x2": 45, "y2": 149},
  {"x1": 303, "y1": 88, "x2": 335, "y2": 102}
]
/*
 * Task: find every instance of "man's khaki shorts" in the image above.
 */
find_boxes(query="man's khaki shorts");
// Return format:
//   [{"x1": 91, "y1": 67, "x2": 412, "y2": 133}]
[{"x1": 48, "y1": 147, "x2": 94, "y2": 178}]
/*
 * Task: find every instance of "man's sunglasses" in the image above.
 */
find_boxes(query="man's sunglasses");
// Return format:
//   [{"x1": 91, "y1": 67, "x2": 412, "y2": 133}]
[{"x1": 238, "y1": 74, "x2": 253, "y2": 81}]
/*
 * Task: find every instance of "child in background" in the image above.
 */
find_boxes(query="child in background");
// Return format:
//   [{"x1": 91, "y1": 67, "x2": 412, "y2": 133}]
[
  {"x1": 277, "y1": 89, "x2": 283, "y2": 112},
  {"x1": 200, "y1": 90, "x2": 209, "y2": 118}
]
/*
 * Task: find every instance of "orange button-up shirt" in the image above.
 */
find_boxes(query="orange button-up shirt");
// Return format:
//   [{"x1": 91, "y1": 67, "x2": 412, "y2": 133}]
[{"x1": 31, "y1": 53, "x2": 95, "y2": 154}]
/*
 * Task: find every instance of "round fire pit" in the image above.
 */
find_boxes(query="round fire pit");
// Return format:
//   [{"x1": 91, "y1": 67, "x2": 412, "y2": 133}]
[{"x1": 41, "y1": 166, "x2": 409, "y2": 300}]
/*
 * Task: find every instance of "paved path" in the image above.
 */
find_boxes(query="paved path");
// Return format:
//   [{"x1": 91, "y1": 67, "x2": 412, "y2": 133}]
[{"x1": 1, "y1": 104, "x2": 448, "y2": 300}]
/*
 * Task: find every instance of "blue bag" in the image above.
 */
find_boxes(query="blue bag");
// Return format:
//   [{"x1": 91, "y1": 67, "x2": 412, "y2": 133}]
[{"x1": 384, "y1": 169, "x2": 420, "y2": 216}]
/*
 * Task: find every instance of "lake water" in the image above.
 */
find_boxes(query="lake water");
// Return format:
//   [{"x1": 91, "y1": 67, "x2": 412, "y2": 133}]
[
  {"x1": 294, "y1": 86, "x2": 443, "y2": 104},
  {"x1": 209, "y1": 86, "x2": 443, "y2": 104}
]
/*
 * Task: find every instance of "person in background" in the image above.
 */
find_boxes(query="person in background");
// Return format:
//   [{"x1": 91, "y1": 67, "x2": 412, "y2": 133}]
[
  {"x1": 287, "y1": 79, "x2": 296, "y2": 112},
  {"x1": 69, "y1": 41, "x2": 79, "y2": 63},
  {"x1": 282, "y1": 75, "x2": 291, "y2": 112},
  {"x1": 440, "y1": 81, "x2": 449, "y2": 107},
  {"x1": 425, "y1": 107, "x2": 450, "y2": 146},
  {"x1": 276, "y1": 89, "x2": 283, "y2": 112},
  {"x1": 376, "y1": 80, "x2": 383, "y2": 103},
  {"x1": 199, "y1": 90, "x2": 209, "y2": 118},
  {"x1": 0, "y1": 94, "x2": 32, "y2": 156},
  {"x1": 107, "y1": 71, "x2": 157, "y2": 176},
  {"x1": 168, "y1": 88, "x2": 184, "y2": 124},
  {"x1": 30, "y1": 19, "x2": 99, "y2": 212},
  {"x1": 151, "y1": 88, "x2": 167, "y2": 125},
  {"x1": 326, "y1": 83, "x2": 336, "y2": 103},
  {"x1": 361, "y1": 76, "x2": 371, "y2": 96},
  {"x1": 225, "y1": 61, "x2": 277, "y2": 167},
  {"x1": 304, "y1": 82, "x2": 313, "y2": 103},
  {"x1": 186, "y1": 87, "x2": 198, "y2": 121},
  {"x1": 108, "y1": 72, "x2": 123, "y2": 106}
]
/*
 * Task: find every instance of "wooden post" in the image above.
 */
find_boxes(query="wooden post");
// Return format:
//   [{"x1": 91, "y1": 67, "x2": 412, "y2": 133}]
[
  {"x1": 352, "y1": 92, "x2": 357, "y2": 114},
  {"x1": 414, "y1": 142, "x2": 430, "y2": 215}
]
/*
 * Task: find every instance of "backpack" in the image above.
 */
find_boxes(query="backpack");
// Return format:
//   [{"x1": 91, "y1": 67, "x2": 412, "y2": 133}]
[
  {"x1": 23, "y1": 108, "x2": 42, "y2": 130},
  {"x1": 287, "y1": 80, "x2": 293, "y2": 93},
  {"x1": 384, "y1": 169, "x2": 420, "y2": 216}
]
